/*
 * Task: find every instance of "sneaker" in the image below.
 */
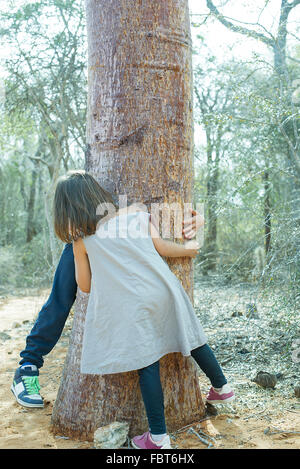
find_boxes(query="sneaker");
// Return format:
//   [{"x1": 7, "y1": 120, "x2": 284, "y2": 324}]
[
  {"x1": 131, "y1": 431, "x2": 172, "y2": 449},
  {"x1": 11, "y1": 365, "x2": 44, "y2": 408},
  {"x1": 206, "y1": 383, "x2": 235, "y2": 404}
]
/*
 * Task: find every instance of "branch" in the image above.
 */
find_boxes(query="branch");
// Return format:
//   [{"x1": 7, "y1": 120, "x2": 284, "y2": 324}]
[
  {"x1": 28, "y1": 155, "x2": 53, "y2": 170},
  {"x1": 287, "y1": 55, "x2": 300, "y2": 64},
  {"x1": 277, "y1": 120, "x2": 300, "y2": 175},
  {"x1": 214, "y1": 14, "x2": 275, "y2": 41},
  {"x1": 206, "y1": 0, "x2": 274, "y2": 48},
  {"x1": 288, "y1": 0, "x2": 300, "y2": 8}
]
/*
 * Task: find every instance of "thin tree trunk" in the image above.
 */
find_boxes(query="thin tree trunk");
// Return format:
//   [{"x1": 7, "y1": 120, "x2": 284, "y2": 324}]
[
  {"x1": 205, "y1": 158, "x2": 219, "y2": 272},
  {"x1": 51, "y1": 0, "x2": 205, "y2": 440},
  {"x1": 43, "y1": 151, "x2": 61, "y2": 269},
  {"x1": 263, "y1": 169, "x2": 271, "y2": 255},
  {"x1": 26, "y1": 160, "x2": 39, "y2": 243}
]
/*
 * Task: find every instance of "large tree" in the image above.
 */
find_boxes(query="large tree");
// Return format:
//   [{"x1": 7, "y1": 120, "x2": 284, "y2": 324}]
[
  {"x1": 205, "y1": 0, "x2": 300, "y2": 179},
  {"x1": 51, "y1": 0, "x2": 206, "y2": 440}
]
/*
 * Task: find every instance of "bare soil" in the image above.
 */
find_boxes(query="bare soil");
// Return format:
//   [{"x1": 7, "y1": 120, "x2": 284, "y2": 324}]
[{"x1": 0, "y1": 283, "x2": 299, "y2": 449}]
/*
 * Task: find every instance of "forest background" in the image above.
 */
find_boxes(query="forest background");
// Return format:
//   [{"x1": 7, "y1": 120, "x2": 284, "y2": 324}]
[
  {"x1": 1, "y1": 0, "x2": 300, "y2": 312},
  {"x1": 0, "y1": 0, "x2": 299, "y2": 449},
  {"x1": 0, "y1": 0, "x2": 299, "y2": 408}
]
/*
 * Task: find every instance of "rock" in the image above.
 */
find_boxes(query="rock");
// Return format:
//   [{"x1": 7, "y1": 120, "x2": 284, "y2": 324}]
[
  {"x1": 294, "y1": 385, "x2": 300, "y2": 398},
  {"x1": 94, "y1": 421, "x2": 129, "y2": 449},
  {"x1": 231, "y1": 311, "x2": 243, "y2": 317},
  {"x1": 0, "y1": 332, "x2": 11, "y2": 341},
  {"x1": 251, "y1": 371, "x2": 277, "y2": 389},
  {"x1": 205, "y1": 402, "x2": 218, "y2": 416},
  {"x1": 12, "y1": 321, "x2": 21, "y2": 328},
  {"x1": 245, "y1": 303, "x2": 259, "y2": 318},
  {"x1": 238, "y1": 348, "x2": 250, "y2": 354}
]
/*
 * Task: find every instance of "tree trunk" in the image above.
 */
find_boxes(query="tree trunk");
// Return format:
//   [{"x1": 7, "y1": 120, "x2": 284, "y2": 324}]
[
  {"x1": 26, "y1": 160, "x2": 39, "y2": 243},
  {"x1": 263, "y1": 169, "x2": 271, "y2": 255},
  {"x1": 205, "y1": 154, "x2": 219, "y2": 272},
  {"x1": 51, "y1": 0, "x2": 205, "y2": 441}
]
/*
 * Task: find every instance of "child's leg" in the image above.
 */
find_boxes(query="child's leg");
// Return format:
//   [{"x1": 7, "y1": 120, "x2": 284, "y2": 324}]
[
  {"x1": 12, "y1": 243, "x2": 77, "y2": 408},
  {"x1": 19, "y1": 243, "x2": 77, "y2": 369},
  {"x1": 191, "y1": 343, "x2": 227, "y2": 389},
  {"x1": 137, "y1": 360, "x2": 167, "y2": 435}
]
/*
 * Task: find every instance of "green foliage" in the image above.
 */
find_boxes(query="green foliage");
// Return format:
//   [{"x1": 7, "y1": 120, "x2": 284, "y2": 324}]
[
  {"x1": 0, "y1": 234, "x2": 57, "y2": 293},
  {"x1": 19, "y1": 232, "x2": 55, "y2": 288},
  {"x1": 192, "y1": 23, "x2": 300, "y2": 309},
  {"x1": 0, "y1": 0, "x2": 299, "y2": 310},
  {"x1": 0, "y1": 0, "x2": 86, "y2": 292},
  {"x1": 0, "y1": 245, "x2": 23, "y2": 292}
]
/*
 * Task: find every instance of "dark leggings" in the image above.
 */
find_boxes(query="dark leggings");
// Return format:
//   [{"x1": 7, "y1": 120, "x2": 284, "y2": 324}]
[{"x1": 138, "y1": 343, "x2": 227, "y2": 434}]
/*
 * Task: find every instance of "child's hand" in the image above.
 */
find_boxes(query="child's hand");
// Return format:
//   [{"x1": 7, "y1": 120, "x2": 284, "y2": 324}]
[
  {"x1": 182, "y1": 208, "x2": 205, "y2": 239},
  {"x1": 183, "y1": 240, "x2": 200, "y2": 258}
]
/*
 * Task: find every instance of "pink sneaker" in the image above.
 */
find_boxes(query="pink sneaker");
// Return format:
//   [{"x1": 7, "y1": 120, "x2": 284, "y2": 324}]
[
  {"x1": 131, "y1": 431, "x2": 172, "y2": 449},
  {"x1": 206, "y1": 383, "x2": 235, "y2": 404}
]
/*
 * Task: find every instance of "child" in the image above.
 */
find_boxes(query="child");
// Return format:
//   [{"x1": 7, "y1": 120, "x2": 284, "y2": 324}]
[{"x1": 53, "y1": 170, "x2": 235, "y2": 450}]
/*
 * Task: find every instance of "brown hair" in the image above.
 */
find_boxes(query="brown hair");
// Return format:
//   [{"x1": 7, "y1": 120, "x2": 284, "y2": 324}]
[{"x1": 53, "y1": 170, "x2": 119, "y2": 243}]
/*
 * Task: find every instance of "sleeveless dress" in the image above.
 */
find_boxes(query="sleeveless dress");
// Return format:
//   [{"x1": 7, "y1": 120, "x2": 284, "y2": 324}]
[{"x1": 80, "y1": 210, "x2": 207, "y2": 375}]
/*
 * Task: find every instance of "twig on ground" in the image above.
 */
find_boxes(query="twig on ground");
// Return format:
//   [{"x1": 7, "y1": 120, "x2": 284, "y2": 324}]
[
  {"x1": 221, "y1": 355, "x2": 234, "y2": 365},
  {"x1": 270, "y1": 430, "x2": 300, "y2": 436},
  {"x1": 172, "y1": 422, "x2": 195, "y2": 435},
  {"x1": 264, "y1": 426, "x2": 300, "y2": 436},
  {"x1": 195, "y1": 426, "x2": 217, "y2": 444},
  {"x1": 243, "y1": 408, "x2": 267, "y2": 419},
  {"x1": 285, "y1": 409, "x2": 300, "y2": 414},
  {"x1": 187, "y1": 427, "x2": 214, "y2": 448}
]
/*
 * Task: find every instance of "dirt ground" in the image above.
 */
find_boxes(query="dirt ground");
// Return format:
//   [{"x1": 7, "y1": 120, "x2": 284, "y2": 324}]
[{"x1": 0, "y1": 286, "x2": 299, "y2": 450}]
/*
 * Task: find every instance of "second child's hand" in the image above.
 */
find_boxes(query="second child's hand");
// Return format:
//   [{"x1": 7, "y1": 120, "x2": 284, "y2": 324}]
[
  {"x1": 182, "y1": 208, "x2": 205, "y2": 239},
  {"x1": 183, "y1": 239, "x2": 200, "y2": 258}
]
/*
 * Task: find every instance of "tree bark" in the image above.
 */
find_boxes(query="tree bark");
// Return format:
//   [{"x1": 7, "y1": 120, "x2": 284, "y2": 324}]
[
  {"x1": 26, "y1": 160, "x2": 39, "y2": 243},
  {"x1": 263, "y1": 169, "x2": 271, "y2": 255},
  {"x1": 51, "y1": 0, "x2": 205, "y2": 441},
  {"x1": 205, "y1": 155, "x2": 219, "y2": 272}
]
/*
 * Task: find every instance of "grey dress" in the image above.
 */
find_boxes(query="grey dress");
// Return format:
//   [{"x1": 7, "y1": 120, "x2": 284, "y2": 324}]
[{"x1": 80, "y1": 209, "x2": 207, "y2": 375}]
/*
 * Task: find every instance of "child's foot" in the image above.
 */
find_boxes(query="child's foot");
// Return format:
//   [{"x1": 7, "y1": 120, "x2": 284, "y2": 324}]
[
  {"x1": 11, "y1": 365, "x2": 44, "y2": 408},
  {"x1": 131, "y1": 431, "x2": 172, "y2": 449},
  {"x1": 206, "y1": 383, "x2": 235, "y2": 404}
]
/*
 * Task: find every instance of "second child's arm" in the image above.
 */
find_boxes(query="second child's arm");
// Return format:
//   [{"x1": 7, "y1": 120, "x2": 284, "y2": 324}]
[
  {"x1": 72, "y1": 238, "x2": 91, "y2": 293},
  {"x1": 149, "y1": 217, "x2": 200, "y2": 258}
]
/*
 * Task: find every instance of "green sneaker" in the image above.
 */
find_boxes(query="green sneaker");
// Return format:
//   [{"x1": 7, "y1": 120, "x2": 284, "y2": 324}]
[{"x1": 11, "y1": 365, "x2": 44, "y2": 408}]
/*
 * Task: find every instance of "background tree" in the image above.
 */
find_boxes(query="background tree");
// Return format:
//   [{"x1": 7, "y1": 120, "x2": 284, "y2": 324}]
[
  {"x1": 0, "y1": 0, "x2": 86, "y2": 270},
  {"x1": 193, "y1": 58, "x2": 245, "y2": 271},
  {"x1": 204, "y1": 0, "x2": 300, "y2": 220},
  {"x1": 191, "y1": 2, "x2": 300, "y2": 295}
]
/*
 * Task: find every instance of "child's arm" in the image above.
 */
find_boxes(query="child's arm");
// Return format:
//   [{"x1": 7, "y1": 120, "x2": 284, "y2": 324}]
[
  {"x1": 149, "y1": 217, "x2": 200, "y2": 258},
  {"x1": 72, "y1": 238, "x2": 91, "y2": 293}
]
